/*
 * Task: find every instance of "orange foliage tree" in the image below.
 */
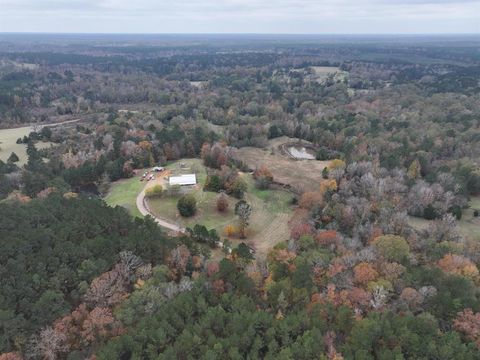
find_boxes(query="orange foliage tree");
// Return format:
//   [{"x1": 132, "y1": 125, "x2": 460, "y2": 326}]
[
  {"x1": 224, "y1": 224, "x2": 237, "y2": 237},
  {"x1": 216, "y1": 193, "x2": 229, "y2": 212},
  {"x1": 437, "y1": 254, "x2": 479, "y2": 279},
  {"x1": 290, "y1": 222, "x2": 313, "y2": 241},
  {"x1": 399, "y1": 287, "x2": 424, "y2": 309},
  {"x1": 454, "y1": 309, "x2": 480, "y2": 348},
  {"x1": 167, "y1": 245, "x2": 191, "y2": 281},
  {"x1": 299, "y1": 191, "x2": 324, "y2": 210},
  {"x1": 316, "y1": 230, "x2": 340, "y2": 247},
  {"x1": 320, "y1": 179, "x2": 338, "y2": 194},
  {"x1": 353, "y1": 262, "x2": 379, "y2": 285},
  {"x1": 253, "y1": 165, "x2": 273, "y2": 181}
]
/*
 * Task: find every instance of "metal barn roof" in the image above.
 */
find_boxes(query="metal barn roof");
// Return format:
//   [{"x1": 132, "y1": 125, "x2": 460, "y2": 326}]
[{"x1": 169, "y1": 174, "x2": 197, "y2": 186}]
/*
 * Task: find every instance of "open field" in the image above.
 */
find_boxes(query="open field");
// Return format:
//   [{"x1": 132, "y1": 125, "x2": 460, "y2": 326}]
[
  {"x1": 0, "y1": 126, "x2": 52, "y2": 165},
  {"x1": 311, "y1": 66, "x2": 339, "y2": 76},
  {"x1": 0, "y1": 119, "x2": 82, "y2": 165},
  {"x1": 104, "y1": 175, "x2": 145, "y2": 218},
  {"x1": 241, "y1": 174, "x2": 293, "y2": 255},
  {"x1": 235, "y1": 136, "x2": 331, "y2": 192},
  {"x1": 408, "y1": 196, "x2": 480, "y2": 242}
]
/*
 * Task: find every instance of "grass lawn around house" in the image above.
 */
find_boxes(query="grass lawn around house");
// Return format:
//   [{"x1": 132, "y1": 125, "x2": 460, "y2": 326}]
[
  {"x1": 104, "y1": 175, "x2": 144, "y2": 218},
  {"x1": 148, "y1": 188, "x2": 238, "y2": 231},
  {"x1": 147, "y1": 159, "x2": 295, "y2": 256},
  {"x1": 105, "y1": 158, "x2": 296, "y2": 256}
]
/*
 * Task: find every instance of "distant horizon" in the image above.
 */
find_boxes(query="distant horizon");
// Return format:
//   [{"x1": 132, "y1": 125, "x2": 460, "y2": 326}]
[
  {"x1": 1, "y1": 0, "x2": 479, "y2": 35},
  {"x1": 1, "y1": 32, "x2": 479, "y2": 36}
]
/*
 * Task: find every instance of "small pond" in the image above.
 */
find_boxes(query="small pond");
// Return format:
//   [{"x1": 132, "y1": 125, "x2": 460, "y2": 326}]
[{"x1": 288, "y1": 146, "x2": 315, "y2": 160}]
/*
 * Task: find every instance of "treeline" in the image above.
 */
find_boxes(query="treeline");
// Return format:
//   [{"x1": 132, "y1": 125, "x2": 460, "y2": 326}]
[{"x1": 0, "y1": 193, "x2": 175, "y2": 354}]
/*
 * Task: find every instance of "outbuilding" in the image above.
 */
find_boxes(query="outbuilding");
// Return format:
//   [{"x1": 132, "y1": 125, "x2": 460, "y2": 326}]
[{"x1": 169, "y1": 174, "x2": 197, "y2": 186}]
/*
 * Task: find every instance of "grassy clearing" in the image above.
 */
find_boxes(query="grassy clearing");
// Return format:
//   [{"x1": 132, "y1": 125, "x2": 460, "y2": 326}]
[
  {"x1": 235, "y1": 136, "x2": 330, "y2": 193},
  {"x1": 104, "y1": 176, "x2": 144, "y2": 218},
  {"x1": 105, "y1": 158, "x2": 295, "y2": 256},
  {"x1": 408, "y1": 196, "x2": 480, "y2": 242},
  {"x1": 148, "y1": 159, "x2": 236, "y2": 231},
  {"x1": 0, "y1": 126, "x2": 52, "y2": 165},
  {"x1": 148, "y1": 159, "x2": 294, "y2": 256},
  {"x1": 104, "y1": 158, "x2": 205, "y2": 219}
]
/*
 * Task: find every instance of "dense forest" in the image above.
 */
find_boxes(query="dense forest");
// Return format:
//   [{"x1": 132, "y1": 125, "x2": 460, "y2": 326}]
[{"x1": 0, "y1": 34, "x2": 480, "y2": 359}]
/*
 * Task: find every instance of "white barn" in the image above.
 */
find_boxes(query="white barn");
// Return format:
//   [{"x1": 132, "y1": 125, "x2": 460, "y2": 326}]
[{"x1": 169, "y1": 174, "x2": 197, "y2": 186}]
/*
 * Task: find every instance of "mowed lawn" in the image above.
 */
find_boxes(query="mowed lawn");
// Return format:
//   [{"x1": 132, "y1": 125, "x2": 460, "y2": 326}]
[
  {"x1": 147, "y1": 159, "x2": 236, "y2": 231},
  {"x1": 104, "y1": 176, "x2": 145, "y2": 218},
  {"x1": 0, "y1": 126, "x2": 52, "y2": 165},
  {"x1": 408, "y1": 196, "x2": 480, "y2": 242}
]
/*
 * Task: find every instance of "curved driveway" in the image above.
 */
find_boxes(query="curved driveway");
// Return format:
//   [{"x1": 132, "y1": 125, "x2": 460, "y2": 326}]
[{"x1": 136, "y1": 187, "x2": 185, "y2": 233}]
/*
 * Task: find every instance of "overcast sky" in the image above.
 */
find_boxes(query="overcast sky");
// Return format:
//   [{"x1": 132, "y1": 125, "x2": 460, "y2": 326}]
[{"x1": 0, "y1": 0, "x2": 479, "y2": 34}]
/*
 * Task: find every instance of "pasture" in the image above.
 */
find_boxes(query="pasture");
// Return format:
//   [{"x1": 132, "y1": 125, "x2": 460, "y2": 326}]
[
  {"x1": 0, "y1": 126, "x2": 52, "y2": 165},
  {"x1": 235, "y1": 136, "x2": 331, "y2": 192}
]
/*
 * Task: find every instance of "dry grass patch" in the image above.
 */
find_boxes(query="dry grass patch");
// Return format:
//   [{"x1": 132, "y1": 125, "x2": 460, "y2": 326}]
[{"x1": 235, "y1": 137, "x2": 331, "y2": 192}]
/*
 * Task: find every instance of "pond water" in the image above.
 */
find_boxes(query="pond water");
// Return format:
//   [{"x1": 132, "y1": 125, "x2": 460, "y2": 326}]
[{"x1": 288, "y1": 146, "x2": 315, "y2": 160}]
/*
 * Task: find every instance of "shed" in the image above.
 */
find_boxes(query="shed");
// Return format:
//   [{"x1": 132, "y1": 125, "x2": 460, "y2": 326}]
[{"x1": 169, "y1": 174, "x2": 197, "y2": 186}]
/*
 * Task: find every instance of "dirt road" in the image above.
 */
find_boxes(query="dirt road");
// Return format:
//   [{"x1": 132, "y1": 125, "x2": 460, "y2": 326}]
[{"x1": 135, "y1": 173, "x2": 185, "y2": 233}]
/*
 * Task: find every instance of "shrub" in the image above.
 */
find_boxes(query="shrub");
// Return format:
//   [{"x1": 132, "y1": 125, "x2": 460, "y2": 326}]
[
  {"x1": 328, "y1": 159, "x2": 346, "y2": 170},
  {"x1": 177, "y1": 194, "x2": 197, "y2": 217},
  {"x1": 473, "y1": 209, "x2": 479, "y2": 217},
  {"x1": 224, "y1": 224, "x2": 237, "y2": 237},
  {"x1": 204, "y1": 174, "x2": 223, "y2": 192},
  {"x1": 216, "y1": 193, "x2": 229, "y2": 212},
  {"x1": 322, "y1": 167, "x2": 329, "y2": 179},
  {"x1": 145, "y1": 184, "x2": 163, "y2": 198},
  {"x1": 229, "y1": 177, "x2": 247, "y2": 199},
  {"x1": 253, "y1": 165, "x2": 273, "y2": 189},
  {"x1": 290, "y1": 222, "x2": 313, "y2": 241},
  {"x1": 423, "y1": 204, "x2": 439, "y2": 220},
  {"x1": 450, "y1": 206, "x2": 462, "y2": 220},
  {"x1": 299, "y1": 191, "x2": 323, "y2": 210},
  {"x1": 254, "y1": 177, "x2": 270, "y2": 190},
  {"x1": 187, "y1": 224, "x2": 219, "y2": 247},
  {"x1": 7, "y1": 152, "x2": 19, "y2": 163}
]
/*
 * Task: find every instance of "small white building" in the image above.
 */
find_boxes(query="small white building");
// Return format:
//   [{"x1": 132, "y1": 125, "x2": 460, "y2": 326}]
[{"x1": 169, "y1": 174, "x2": 197, "y2": 186}]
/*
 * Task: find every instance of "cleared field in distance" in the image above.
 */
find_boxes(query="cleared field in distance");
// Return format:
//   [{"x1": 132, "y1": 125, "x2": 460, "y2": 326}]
[
  {"x1": 408, "y1": 196, "x2": 480, "y2": 242},
  {"x1": 235, "y1": 136, "x2": 331, "y2": 193},
  {"x1": 311, "y1": 66, "x2": 339, "y2": 76},
  {"x1": 0, "y1": 126, "x2": 52, "y2": 165}
]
